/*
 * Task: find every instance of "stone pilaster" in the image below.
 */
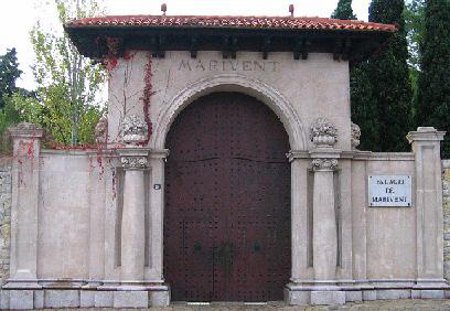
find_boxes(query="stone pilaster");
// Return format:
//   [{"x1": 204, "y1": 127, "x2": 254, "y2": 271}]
[
  {"x1": 310, "y1": 154, "x2": 339, "y2": 280},
  {"x1": 117, "y1": 115, "x2": 150, "y2": 284},
  {"x1": 285, "y1": 118, "x2": 345, "y2": 306},
  {"x1": 6, "y1": 123, "x2": 43, "y2": 289},
  {"x1": 286, "y1": 151, "x2": 311, "y2": 283},
  {"x1": 309, "y1": 117, "x2": 340, "y2": 281},
  {"x1": 118, "y1": 148, "x2": 150, "y2": 283},
  {"x1": 407, "y1": 127, "x2": 446, "y2": 287},
  {"x1": 147, "y1": 149, "x2": 169, "y2": 282}
]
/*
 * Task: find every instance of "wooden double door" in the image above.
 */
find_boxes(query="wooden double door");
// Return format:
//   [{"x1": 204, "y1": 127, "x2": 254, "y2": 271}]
[{"x1": 164, "y1": 92, "x2": 291, "y2": 302}]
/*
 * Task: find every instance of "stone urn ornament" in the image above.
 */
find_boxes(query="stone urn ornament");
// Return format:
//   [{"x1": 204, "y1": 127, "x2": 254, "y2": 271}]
[
  {"x1": 310, "y1": 117, "x2": 338, "y2": 148},
  {"x1": 95, "y1": 116, "x2": 108, "y2": 144},
  {"x1": 351, "y1": 122, "x2": 361, "y2": 150},
  {"x1": 120, "y1": 115, "x2": 149, "y2": 146}
]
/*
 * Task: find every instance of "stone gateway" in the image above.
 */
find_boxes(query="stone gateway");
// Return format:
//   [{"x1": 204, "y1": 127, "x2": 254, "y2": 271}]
[{"x1": 1, "y1": 15, "x2": 448, "y2": 309}]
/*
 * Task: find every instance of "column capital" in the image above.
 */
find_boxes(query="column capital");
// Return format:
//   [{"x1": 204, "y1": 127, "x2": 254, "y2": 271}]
[
  {"x1": 117, "y1": 148, "x2": 150, "y2": 170},
  {"x1": 9, "y1": 122, "x2": 44, "y2": 139},
  {"x1": 311, "y1": 158, "x2": 338, "y2": 171},
  {"x1": 407, "y1": 127, "x2": 446, "y2": 144},
  {"x1": 309, "y1": 149, "x2": 340, "y2": 172}
]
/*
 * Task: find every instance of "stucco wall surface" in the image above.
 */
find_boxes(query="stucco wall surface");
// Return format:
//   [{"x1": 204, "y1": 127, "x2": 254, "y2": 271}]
[
  {"x1": 443, "y1": 160, "x2": 450, "y2": 281},
  {"x1": 107, "y1": 51, "x2": 351, "y2": 151},
  {"x1": 0, "y1": 158, "x2": 11, "y2": 284},
  {"x1": 38, "y1": 151, "x2": 95, "y2": 279},
  {"x1": 364, "y1": 157, "x2": 416, "y2": 279}
]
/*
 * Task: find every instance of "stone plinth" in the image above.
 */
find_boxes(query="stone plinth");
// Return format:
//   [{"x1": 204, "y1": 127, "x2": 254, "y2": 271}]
[
  {"x1": 5, "y1": 123, "x2": 43, "y2": 289},
  {"x1": 407, "y1": 127, "x2": 446, "y2": 281}
]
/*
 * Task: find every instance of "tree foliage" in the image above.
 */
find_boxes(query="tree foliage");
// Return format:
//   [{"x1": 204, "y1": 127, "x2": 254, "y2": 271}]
[
  {"x1": 25, "y1": 0, "x2": 106, "y2": 145},
  {"x1": 329, "y1": 1, "x2": 377, "y2": 151},
  {"x1": 363, "y1": 0, "x2": 412, "y2": 152},
  {"x1": 0, "y1": 48, "x2": 22, "y2": 109},
  {"x1": 416, "y1": 0, "x2": 450, "y2": 157},
  {"x1": 331, "y1": 0, "x2": 357, "y2": 20},
  {"x1": 405, "y1": 0, "x2": 426, "y2": 70},
  {"x1": 404, "y1": 0, "x2": 426, "y2": 117}
]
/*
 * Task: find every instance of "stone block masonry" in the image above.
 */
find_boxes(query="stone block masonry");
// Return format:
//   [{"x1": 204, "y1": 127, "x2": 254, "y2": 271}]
[
  {"x1": 0, "y1": 159, "x2": 11, "y2": 285},
  {"x1": 443, "y1": 160, "x2": 450, "y2": 281}
]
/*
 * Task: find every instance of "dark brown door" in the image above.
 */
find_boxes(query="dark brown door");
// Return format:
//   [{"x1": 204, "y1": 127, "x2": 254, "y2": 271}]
[{"x1": 164, "y1": 92, "x2": 290, "y2": 302}]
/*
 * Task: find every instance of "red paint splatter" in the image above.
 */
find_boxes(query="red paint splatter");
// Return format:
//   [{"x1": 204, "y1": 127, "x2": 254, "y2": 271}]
[
  {"x1": 105, "y1": 57, "x2": 118, "y2": 72},
  {"x1": 123, "y1": 50, "x2": 136, "y2": 61}
]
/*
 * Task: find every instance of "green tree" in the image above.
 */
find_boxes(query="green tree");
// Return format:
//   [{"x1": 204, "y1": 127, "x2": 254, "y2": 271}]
[
  {"x1": 404, "y1": 0, "x2": 426, "y2": 119},
  {"x1": 330, "y1": 0, "x2": 380, "y2": 151},
  {"x1": 0, "y1": 48, "x2": 22, "y2": 109},
  {"x1": 0, "y1": 48, "x2": 32, "y2": 153},
  {"x1": 367, "y1": 0, "x2": 412, "y2": 151},
  {"x1": 405, "y1": 0, "x2": 426, "y2": 70},
  {"x1": 350, "y1": 63, "x2": 380, "y2": 151},
  {"x1": 0, "y1": 96, "x2": 23, "y2": 154},
  {"x1": 331, "y1": 0, "x2": 357, "y2": 19},
  {"x1": 27, "y1": 0, "x2": 105, "y2": 145},
  {"x1": 416, "y1": 0, "x2": 450, "y2": 157}
]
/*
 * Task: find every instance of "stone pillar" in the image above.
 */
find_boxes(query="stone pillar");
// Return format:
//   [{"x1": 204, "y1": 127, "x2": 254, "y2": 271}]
[
  {"x1": 86, "y1": 147, "x2": 112, "y2": 286},
  {"x1": 287, "y1": 151, "x2": 310, "y2": 282},
  {"x1": 309, "y1": 117, "x2": 340, "y2": 282},
  {"x1": 407, "y1": 127, "x2": 447, "y2": 291},
  {"x1": 117, "y1": 115, "x2": 150, "y2": 284},
  {"x1": 118, "y1": 148, "x2": 150, "y2": 282},
  {"x1": 148, "y1": 149, "x2": 170, "y2": 281},
  {"x1": 310, "y1": 156, "x2": 339, "y2": 280},
  {"x1": 6, "y1": 122, "x2": 43, "y2": 288},
  {"x1": 285, "y1": 118, "x2": 344, "y2": 306}
]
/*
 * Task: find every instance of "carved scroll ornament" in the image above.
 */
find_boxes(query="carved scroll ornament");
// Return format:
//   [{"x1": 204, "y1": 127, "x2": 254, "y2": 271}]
[
  {"x1": 120, "y1": 156, "x2": 149, "y2": 170},
  {"x1": 312, "y1": 158, "x2": 338, "y2": 171}
]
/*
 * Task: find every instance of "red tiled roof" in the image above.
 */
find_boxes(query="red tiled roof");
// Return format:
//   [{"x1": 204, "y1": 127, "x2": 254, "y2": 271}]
[{"x1": 66, "y1": 15, "x2": 397, "y2": 33}]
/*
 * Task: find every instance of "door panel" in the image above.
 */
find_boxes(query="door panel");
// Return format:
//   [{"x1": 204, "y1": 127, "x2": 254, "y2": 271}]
[{"x1": 164, "y1": 92, "x2": 290, "y2": 302}]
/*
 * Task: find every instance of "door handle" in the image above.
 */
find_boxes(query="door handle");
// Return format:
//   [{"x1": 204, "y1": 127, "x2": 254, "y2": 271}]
[
  {"x1": 253, "y1": 241, "x2": 261, "y2": 252},
  {"x1": 214, "y1": 242, "x2": 234, "y2": 273},
  {"x1": 193, "y1": 241, "x2": 202, "y2": 252}
]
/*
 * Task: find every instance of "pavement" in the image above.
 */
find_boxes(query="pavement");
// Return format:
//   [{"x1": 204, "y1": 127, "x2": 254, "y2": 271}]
[{"x1": 39, "y1": 299, "x2": 450, "y2": 311}]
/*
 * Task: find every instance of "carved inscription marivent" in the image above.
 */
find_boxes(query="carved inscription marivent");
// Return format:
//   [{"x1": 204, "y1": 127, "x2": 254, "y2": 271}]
[{"x1": 178, "y1": 59, "x2": 280, "y2": 72}]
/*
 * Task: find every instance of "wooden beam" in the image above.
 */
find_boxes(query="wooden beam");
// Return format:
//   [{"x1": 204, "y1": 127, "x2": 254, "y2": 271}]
[
  {"x1": 262, "y1": 37, "x2": 271, "y2": 60},
  {"x1": 190, "y1": 36, "x2": 198, "y2": 59},
  {"x1": 293, "y1": 38, "x2": 309, "y2": 60},
  {"x1": 333, "y1": 39, "x2": 343, "y2": 61},
  {"x1": 222, "y1": 36, "x2": 238, "y2": 59},
  {"x1": 151, "y1": 35, "x2": 165, "y2": 58},
  {"x1": 342, "y1": 38, "x2": 352, "y2": 61}
]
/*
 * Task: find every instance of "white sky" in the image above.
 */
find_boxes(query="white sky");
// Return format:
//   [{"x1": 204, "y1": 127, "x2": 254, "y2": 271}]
[{"x1": 0, "y1": 0, "x2": 370, "y2": 90}]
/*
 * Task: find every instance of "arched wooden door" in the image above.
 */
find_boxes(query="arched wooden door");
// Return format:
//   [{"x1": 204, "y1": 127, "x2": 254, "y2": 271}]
[{"x1": 164, "y1": 92, "x2": 291, "y2": 302}]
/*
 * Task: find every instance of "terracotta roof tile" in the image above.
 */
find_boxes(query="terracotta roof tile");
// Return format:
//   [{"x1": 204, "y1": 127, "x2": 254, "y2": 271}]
[{"x1": 66, "y1": 15, "x2": 397, "y2": 33}]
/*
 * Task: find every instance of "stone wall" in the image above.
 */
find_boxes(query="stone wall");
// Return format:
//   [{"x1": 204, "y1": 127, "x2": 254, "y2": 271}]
[
  {"x1": 0, "y1": 156, "x2": 448, "y2": 287},
  {"x1": 0, "y1": 157, "x2": 11, "y2": 284},
  {"x1": 443, "y1": 160, "x2": 450, "y2": 281}
]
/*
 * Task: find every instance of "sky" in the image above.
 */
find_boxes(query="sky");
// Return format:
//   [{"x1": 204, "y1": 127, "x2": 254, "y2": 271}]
[{"x1": 0, "y1": 0, "x2": 370, "y2": 90}]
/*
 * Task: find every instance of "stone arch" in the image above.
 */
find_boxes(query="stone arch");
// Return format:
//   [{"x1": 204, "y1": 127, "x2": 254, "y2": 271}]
[{"x1": 151, "y1": 74, "x2": 307, "y2": 150}]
